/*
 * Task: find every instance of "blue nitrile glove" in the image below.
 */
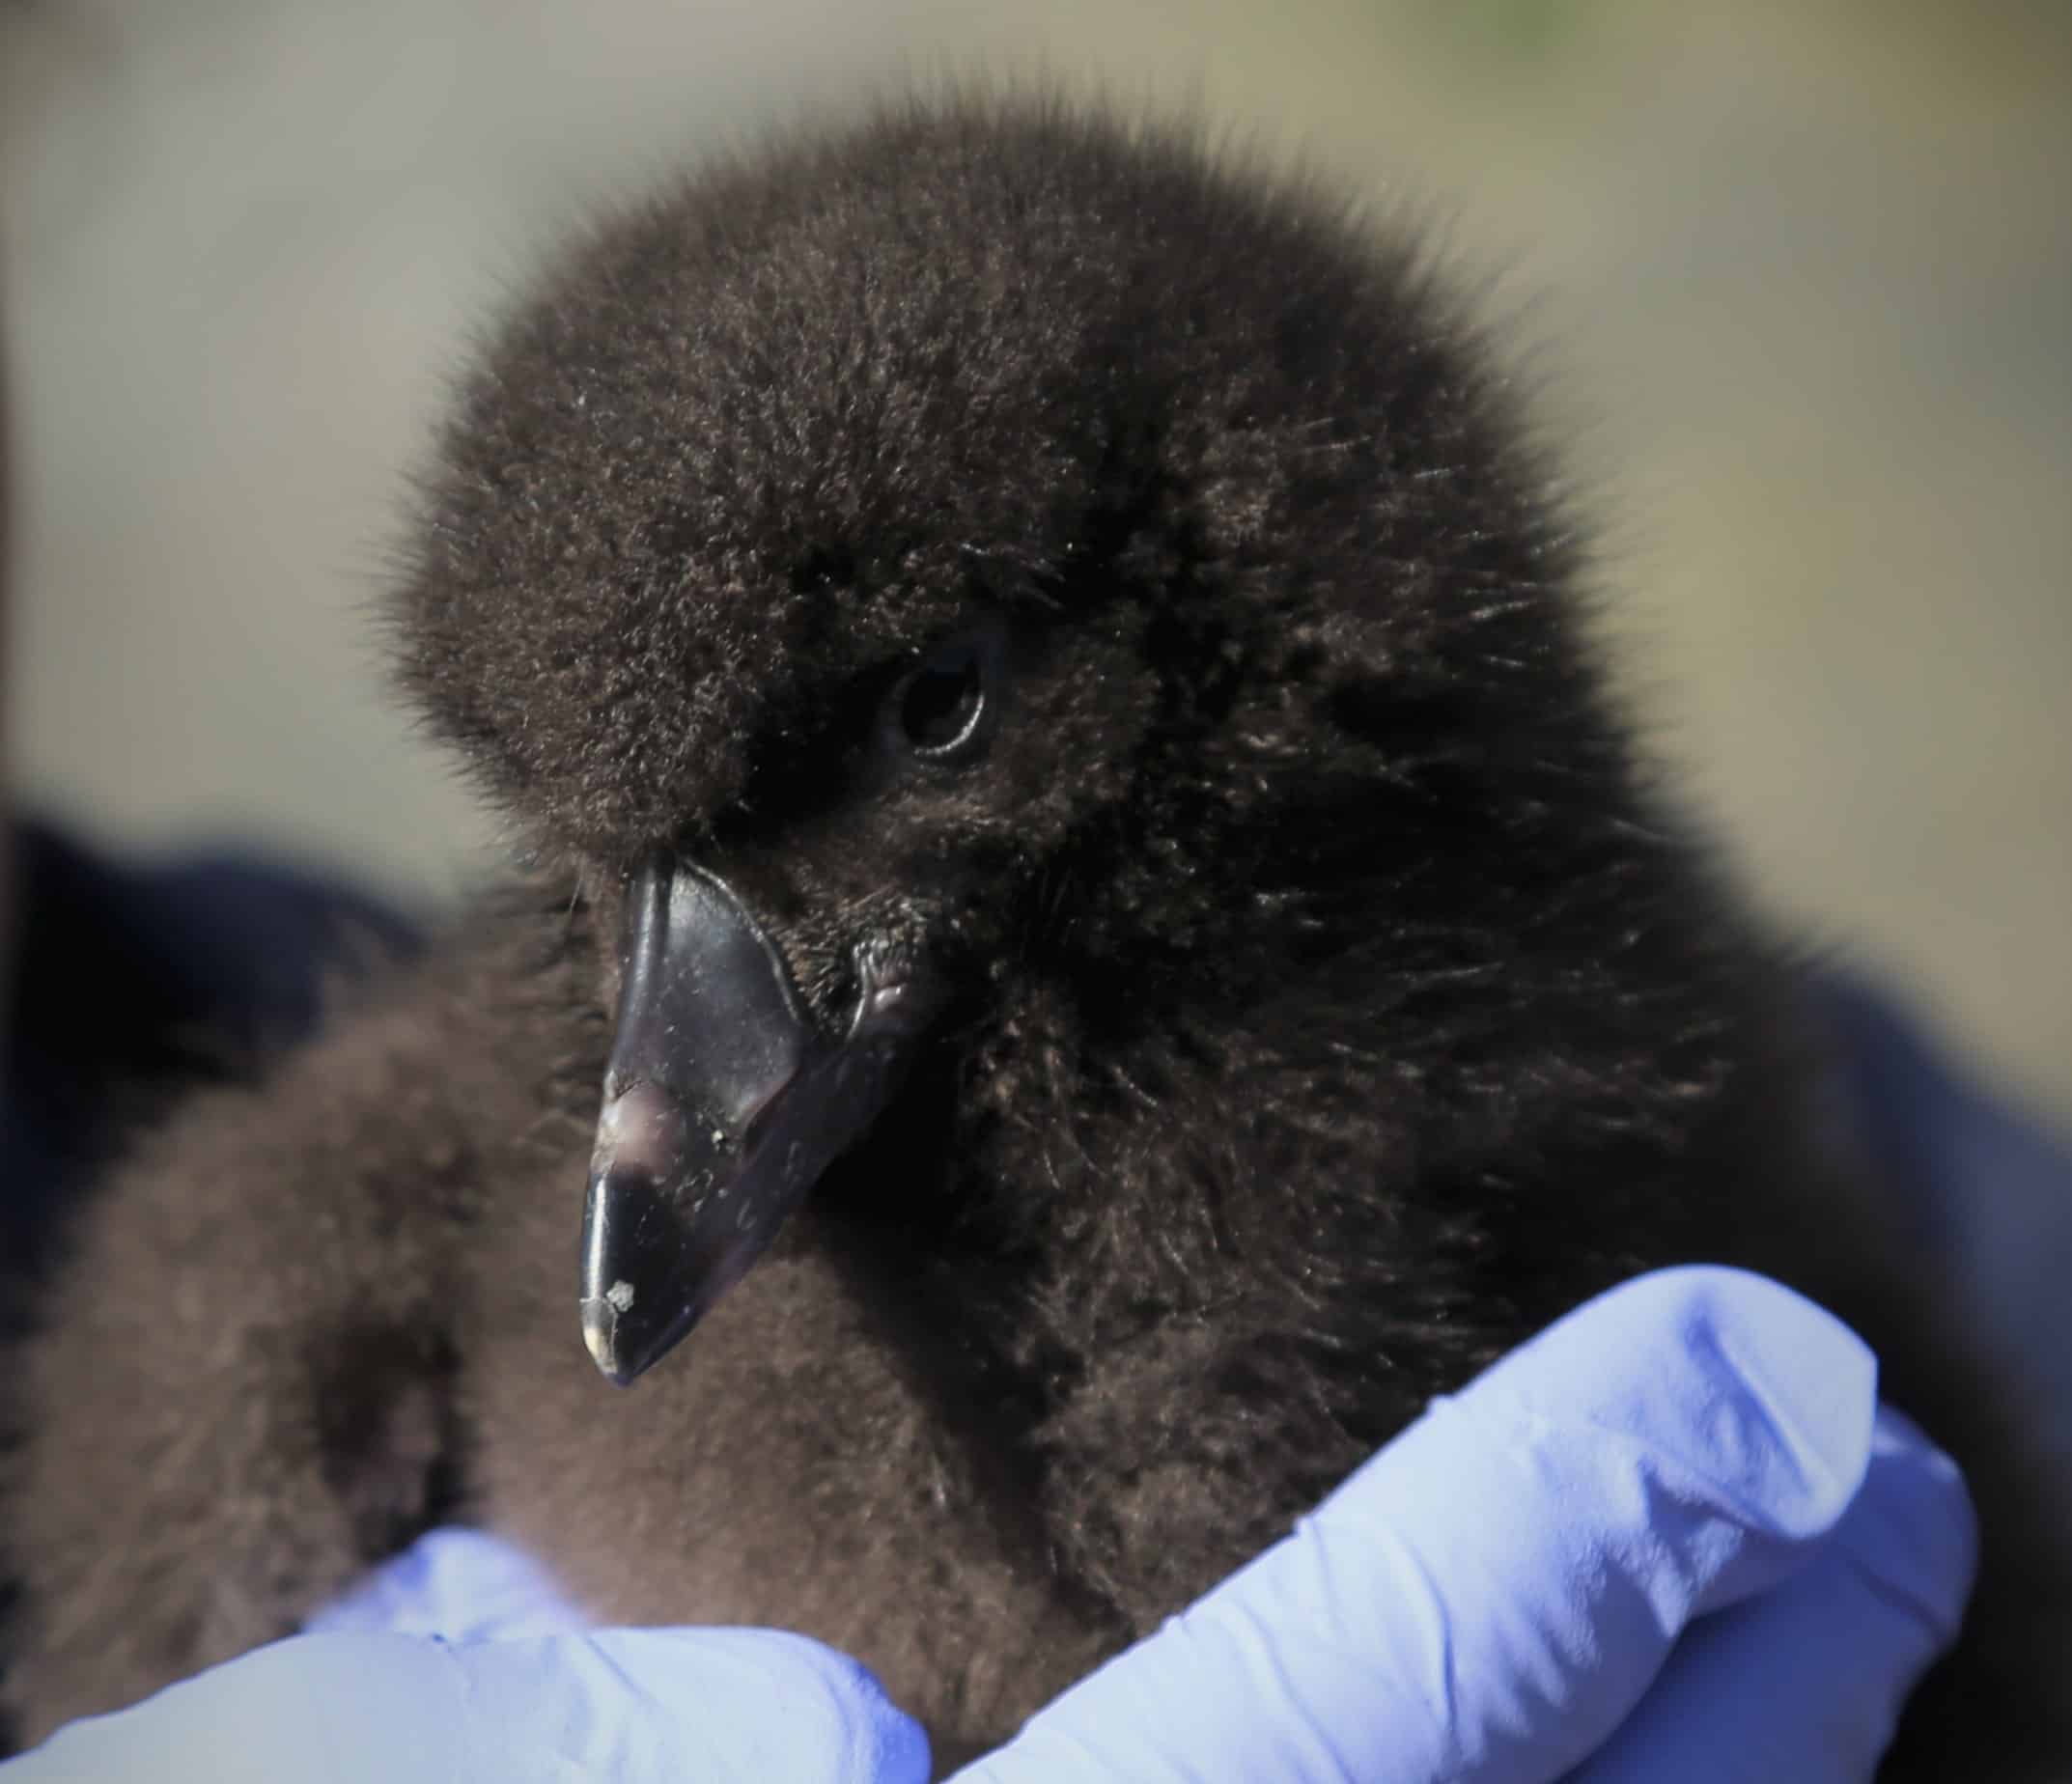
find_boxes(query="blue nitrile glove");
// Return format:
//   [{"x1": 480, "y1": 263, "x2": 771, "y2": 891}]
[{"x1": 9, "y1": 1266, "x2": 1974, "y2": 1784}]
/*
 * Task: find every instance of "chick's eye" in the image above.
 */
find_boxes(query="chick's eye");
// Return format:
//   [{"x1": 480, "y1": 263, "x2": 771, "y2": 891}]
[{"x1": 888, "y1": 645, "x2": 988, "y2": 760}]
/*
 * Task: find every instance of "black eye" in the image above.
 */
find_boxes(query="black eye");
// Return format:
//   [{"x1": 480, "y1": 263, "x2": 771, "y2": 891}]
[{"x1": 887, "y1": 643, "x2": 989, "y2": 761}]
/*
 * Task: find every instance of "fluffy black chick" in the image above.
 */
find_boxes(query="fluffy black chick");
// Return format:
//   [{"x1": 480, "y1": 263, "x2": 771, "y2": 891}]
[{"x1": 4, "y1": 97, "x2": 2066, "y2": 1773}]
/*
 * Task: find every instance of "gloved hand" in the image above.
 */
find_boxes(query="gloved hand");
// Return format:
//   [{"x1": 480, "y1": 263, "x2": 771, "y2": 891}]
[{"x1": 8, "y1": 1266, "x2": 1973, "y2": 1783}]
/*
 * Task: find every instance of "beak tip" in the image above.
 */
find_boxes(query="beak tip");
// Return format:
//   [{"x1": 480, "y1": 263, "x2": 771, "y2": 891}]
[{"x1": 579, "y1": 1295, "x2": 649, "y2": 1387}]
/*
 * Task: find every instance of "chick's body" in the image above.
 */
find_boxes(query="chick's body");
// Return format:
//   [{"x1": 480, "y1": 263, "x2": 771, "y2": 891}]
[{"x1": 4, "y1": 99, "x2": 2066, "y2": 1771}]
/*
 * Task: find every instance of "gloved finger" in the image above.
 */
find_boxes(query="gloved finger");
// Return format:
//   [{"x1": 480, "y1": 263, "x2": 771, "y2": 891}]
[
  {"x1": 956, "y1": 1266, "x2": 1888, "y2": 1784},
  {"x1": 305, "y1": 1526, "x2": 593, "y2": 1641},
  {"x1": 1572, "y1": 1405, "x2": 1975, "y2": 1782},
  {"x1": 10, "y1": 1628, "x2": 931, "y2": 1784}
]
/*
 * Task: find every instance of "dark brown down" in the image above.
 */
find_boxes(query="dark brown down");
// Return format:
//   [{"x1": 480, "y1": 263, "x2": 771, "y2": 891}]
[{"x1": 5, "y1": 98, "x2": 2066, "y2": 1775}]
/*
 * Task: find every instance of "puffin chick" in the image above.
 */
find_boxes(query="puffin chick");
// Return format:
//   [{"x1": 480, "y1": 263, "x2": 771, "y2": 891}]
[{"x1": 4, "y1": 96, "x2": 2067, "y2": 1773}]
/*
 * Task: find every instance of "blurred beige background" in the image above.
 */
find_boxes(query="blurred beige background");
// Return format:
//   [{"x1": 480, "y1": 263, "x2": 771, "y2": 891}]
[{"x1": 2, "y1": 0, "x2": 2067, "y2": 1122}]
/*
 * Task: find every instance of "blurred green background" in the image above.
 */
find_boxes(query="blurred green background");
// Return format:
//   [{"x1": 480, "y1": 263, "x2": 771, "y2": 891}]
[{"x1": 2, "y1": 0, "x2": 2067, "y2": 1122}]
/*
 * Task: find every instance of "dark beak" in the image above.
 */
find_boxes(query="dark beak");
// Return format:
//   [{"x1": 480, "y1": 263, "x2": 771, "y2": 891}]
[{"x1": 579, "y1": 860, "x2": 919, "y2": 1384}]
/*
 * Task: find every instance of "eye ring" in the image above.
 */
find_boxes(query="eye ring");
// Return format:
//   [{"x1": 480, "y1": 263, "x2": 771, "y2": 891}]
[{"x1": 888, "y1": 644, "x2": 988, "y2": 760}]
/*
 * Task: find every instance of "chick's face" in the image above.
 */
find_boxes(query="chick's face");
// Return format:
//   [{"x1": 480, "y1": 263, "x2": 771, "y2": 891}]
[
  {"x1": 393, "y1": 104, "x2": 1596, "y2": 1383},
  {"x1": 558, "y1": 593, "x2": 1172, "y2": 1381}
]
